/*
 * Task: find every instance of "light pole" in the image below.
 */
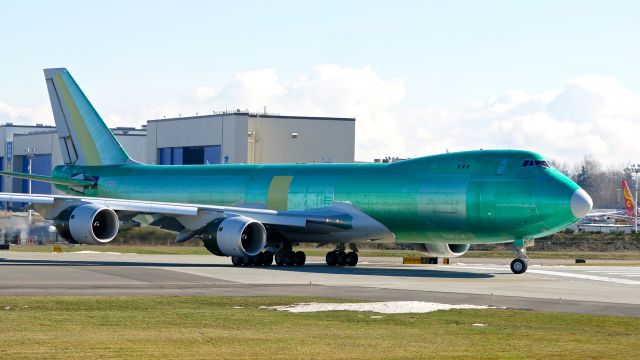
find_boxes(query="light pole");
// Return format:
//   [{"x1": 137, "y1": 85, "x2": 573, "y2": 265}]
[
  {"x1": 24, "y1": 147, "x2": 36, "y2": 225},
  {"x1": 630, "y1": 164, "x2": 640, "y2": 234}
]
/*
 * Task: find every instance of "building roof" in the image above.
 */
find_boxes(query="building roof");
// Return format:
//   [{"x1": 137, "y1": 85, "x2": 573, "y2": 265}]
[{"x1": 148, "y1": 112, "x2": 355, "y2": 123}]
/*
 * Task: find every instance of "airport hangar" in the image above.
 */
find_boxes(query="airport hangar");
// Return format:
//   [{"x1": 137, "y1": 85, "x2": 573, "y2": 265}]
[{"x1": 0, "y1": 112, "x2": 355, "y2": 207}]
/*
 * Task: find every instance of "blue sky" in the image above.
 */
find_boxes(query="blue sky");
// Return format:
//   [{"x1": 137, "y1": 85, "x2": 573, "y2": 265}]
[{"x1": 1, "y1": 1, "x2": 639, "y2": 164}]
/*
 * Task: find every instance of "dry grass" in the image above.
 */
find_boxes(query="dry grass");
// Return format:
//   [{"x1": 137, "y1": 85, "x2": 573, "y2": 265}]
[{"x1": 0, "y1": 296, "x2": 637, "y2": 359}]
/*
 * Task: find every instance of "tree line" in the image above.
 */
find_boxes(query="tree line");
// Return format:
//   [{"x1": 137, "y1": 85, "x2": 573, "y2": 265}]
[{"x1": 551, "y1": 155, "x2": 638, "y2": 209}]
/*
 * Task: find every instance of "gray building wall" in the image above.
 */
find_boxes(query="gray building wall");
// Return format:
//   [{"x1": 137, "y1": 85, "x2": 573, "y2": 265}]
[
  {"x1": 248, "y1": 115, "x2": 355, "y2": 164},
  {"x1": 0, "y1": 125, "x2": 56, "y2": 193},
  {"x1": 1, "y1": 111, "x2": 354, "y2": 197},
  {"x1": 147, "y1": 113, "x2": 355, "y2": 165},
  {"x1": 146, "y1": 114, "x2": 248, "y2": 165}
]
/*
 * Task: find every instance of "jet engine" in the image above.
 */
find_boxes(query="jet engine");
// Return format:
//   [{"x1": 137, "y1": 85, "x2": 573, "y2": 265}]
[
  {"x1": 54, "y1": 204, "x2": 120, "y2": 244},
  {"x1": 412, "y1": 243, "x2": 470, "y2": 257},
  {"x1": 199, "y1": 216, "x2": 267, "y2": 257}
]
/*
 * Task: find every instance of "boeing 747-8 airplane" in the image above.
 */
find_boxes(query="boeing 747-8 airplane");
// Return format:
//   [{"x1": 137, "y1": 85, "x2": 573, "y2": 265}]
[{"x1": 0, "y1": 69, "x2": 593, "y2": 274}]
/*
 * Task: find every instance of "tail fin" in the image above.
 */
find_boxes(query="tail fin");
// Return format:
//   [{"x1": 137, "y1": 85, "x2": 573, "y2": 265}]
[
  {"x1": 44, "y1": 68, "x2": 132, "y2": 166},
  {"x1": 622, "y1": 179, "x2": 636, "y2": 216}
]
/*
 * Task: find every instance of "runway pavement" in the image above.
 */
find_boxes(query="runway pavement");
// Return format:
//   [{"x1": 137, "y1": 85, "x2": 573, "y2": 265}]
[{"x1": 0, "y1": 251, "x2": 638, "y2": 317}]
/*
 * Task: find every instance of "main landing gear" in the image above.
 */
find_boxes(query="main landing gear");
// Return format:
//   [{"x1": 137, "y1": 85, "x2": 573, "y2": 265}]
[
  {"x1": 231, "y1": 250, "x2": 307, "y2": 267},
  {"x1": 231, "y1": 251, "x2": 274, "y2": 267},
  {"x1": 325, "y1": 244, "x2": 358, "y2": 267},
  {"x1": 510, "y1": 239, "x2": 532, "y2": 274},
  {"x1": 274, "y1": 250, "x2": 306, "y2": 266}
]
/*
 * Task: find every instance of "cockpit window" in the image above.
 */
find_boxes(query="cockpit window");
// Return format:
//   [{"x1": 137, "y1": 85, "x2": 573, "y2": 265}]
[
  {"x1": 535, "y1": 160, "x2": 551, "y2": 168},
  {"x1": 522, "y1": 159, "x2": 551, "y2": 168}
]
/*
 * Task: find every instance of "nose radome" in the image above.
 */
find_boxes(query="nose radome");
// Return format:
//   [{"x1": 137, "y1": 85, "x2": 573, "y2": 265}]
[{"x1": 570, "y1": 189, "x2": 593, "y2": 218}]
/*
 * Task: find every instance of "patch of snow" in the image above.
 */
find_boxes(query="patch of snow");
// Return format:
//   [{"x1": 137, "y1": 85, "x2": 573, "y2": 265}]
[{"x1": 267, "y1": 301, "x2": 495, "y2": 314}]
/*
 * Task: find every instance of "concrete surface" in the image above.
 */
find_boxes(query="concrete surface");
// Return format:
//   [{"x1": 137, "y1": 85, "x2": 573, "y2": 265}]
[{"x1": 0, "y1": 251, "x2": 638, "y2": 317}]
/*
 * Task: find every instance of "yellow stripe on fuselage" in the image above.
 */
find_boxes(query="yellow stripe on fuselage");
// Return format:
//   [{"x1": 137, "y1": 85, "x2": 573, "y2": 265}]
[{"x1": 267, "y1": 176, "x2": 293, "y2": 210}]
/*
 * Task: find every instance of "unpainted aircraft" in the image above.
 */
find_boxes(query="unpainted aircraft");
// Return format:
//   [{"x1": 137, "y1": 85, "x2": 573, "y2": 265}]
[{"x1": 0, "y1": 69, "x2": 593, "y2": 274}]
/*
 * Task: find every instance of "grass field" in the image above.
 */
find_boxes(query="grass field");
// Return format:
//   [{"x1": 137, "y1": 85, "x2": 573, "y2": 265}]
[
  {"x1": 0, "y1": 296, "x2": 637, "y2": 359},
  {"x1": 7, "y1": 244, "x2": 640, "y2": 260}
]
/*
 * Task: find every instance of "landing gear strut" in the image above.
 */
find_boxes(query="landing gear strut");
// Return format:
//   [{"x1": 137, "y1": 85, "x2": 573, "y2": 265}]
[
  {"x1": 510, "y1": 239, "x2": 532, "y2": 274},
  {"x1": 325, "y1": 244, "x2": 358, "y2": 267}
]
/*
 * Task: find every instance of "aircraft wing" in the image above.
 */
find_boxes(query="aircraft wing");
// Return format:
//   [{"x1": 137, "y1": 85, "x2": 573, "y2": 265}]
[{"x1": 0, "y1": 193, "x2": 393, "y2": 244}]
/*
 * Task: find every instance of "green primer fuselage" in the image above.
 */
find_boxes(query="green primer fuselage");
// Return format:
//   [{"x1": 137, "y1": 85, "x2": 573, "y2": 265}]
[{"x1": 53, "y1": 149, "x2": 581, "y2": 244}]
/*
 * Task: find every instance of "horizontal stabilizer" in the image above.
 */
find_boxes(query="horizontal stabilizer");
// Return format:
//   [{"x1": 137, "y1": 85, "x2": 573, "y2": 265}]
[{"x1": 0, "y1": 171, "x2": 95, "y2": 187}]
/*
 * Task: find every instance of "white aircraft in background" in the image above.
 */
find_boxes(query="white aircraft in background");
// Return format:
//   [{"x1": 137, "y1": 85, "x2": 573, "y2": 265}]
[{"x1": 579, "y1": 179, "x2": 637, "y2": 230}]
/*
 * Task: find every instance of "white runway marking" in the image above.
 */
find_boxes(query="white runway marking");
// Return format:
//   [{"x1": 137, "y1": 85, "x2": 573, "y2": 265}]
[
  {"x1": 584, "y1": 270, "x2": 640, "y2": 277},
  {"x1": 448, "y1": 265, "x2": 640, "y2": 285}
]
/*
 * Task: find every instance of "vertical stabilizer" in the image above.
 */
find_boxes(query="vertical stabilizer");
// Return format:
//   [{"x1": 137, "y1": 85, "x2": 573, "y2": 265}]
[
  {"x1": 622, "y1": 179, "x2": 636, "y2": 216},
  {"x1": 44, "y1": 68, "x2": 132, "y2": 166}
]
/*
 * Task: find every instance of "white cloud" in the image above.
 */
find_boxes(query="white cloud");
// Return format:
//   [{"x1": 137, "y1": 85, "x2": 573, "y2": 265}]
[
  {"x1": 194, "y1": 86, "x2": 220, "y2": 100},
  {"x1": 203, "y1": 65, "x2": 407, "y2": 159},
  {"x1": 0, "y1": 101, "x2": 50, "y2": 125},
  {"x1": 188, "y1": 66, "x2": 640, "y2": 165},
  {"x1": 2, "y1": 66, "x2": 639, "y2": 166}
]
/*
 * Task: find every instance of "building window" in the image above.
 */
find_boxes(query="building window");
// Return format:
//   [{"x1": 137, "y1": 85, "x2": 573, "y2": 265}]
[
  {"x1": 158, "y1": 148, "x2": 171, "y2": 165},
  {"x1": 204, "y1": 146, "x2": 222, "y2": 164},
  {"x1": 158, "y1": 145, "x2": 222, "y2": 165}
]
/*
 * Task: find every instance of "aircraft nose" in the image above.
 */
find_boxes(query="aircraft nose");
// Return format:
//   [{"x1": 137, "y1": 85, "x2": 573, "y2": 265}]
[{"x1": 570, "y1": 188, "x2": 593, "y2": 218}]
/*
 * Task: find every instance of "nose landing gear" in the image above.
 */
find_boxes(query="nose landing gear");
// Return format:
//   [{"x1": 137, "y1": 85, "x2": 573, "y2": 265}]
[{"x1": 510, "y1": 239, "x2": 532, "y2": 274}]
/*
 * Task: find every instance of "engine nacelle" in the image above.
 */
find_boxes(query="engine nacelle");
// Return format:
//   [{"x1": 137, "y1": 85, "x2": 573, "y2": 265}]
[
  {"x1": 412, "y1": 243, "x2": 470, "y2": 258},
  {"x1": 54, "y1": 204, "x2": 120, "y2": 244},
  {"x1": 199, "y1": 216, "x2": 267, "y2": 257}
]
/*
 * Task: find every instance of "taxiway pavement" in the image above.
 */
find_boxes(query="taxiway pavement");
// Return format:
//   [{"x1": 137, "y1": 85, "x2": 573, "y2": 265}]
[{"x1": 0, "y1": 251, "x2": 638, "y2": 317}]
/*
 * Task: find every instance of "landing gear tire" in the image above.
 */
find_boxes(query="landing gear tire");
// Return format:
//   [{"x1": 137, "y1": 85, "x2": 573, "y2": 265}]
[
  {"x1": 511, "y1": 239, "x2": 531, "y2": 274},
  {"x1": 510, "y1": 258, "x2": 528, "y2": 274},
  {"x1": 284, "y1": 251, "x2": 296, "y2": 266},
  {"x1": 294, "y1": 251, "x2": 306, "y2": 266},
  {"x1": 275, "y1": 253, "x2": 285, "y2": 266},
  {"x1": 326, "y1": 251, "x2": 337, "y2": 266},
  {"x1": 346, "y1": 252, "x2": 358, "y2": 266},
  {"x1": 261, "y1": 251, "x2": 274, "y2": 266},
  {"x1": 242, "y1": 256, "x2": 254, "y2": 266},
  {"x1": 231, "y1": 256, "x2": 242, "y2": 266},
  {"x1": 336, "y1": 251, "x2": 347, "y2": 266}
]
